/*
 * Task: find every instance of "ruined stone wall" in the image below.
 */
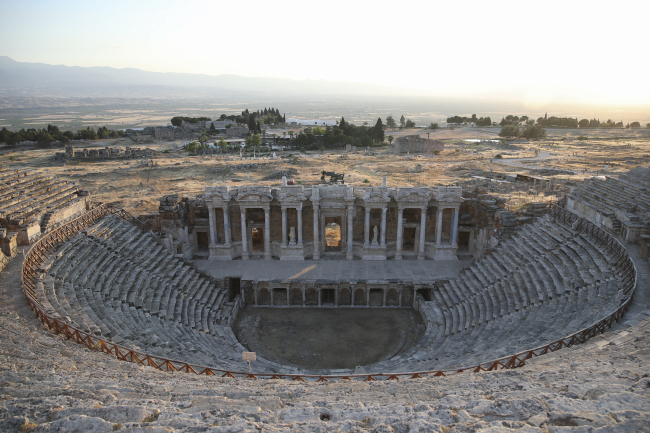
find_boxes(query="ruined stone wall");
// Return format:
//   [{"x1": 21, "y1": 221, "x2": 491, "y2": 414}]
[
  {"x1": 154, "y1": 126, "x2": 175, "y2": 141},
  {"x1": 45, "y1": 196, "x2": 87, "y2": 231},
  {"x1": 389, "y1": 135, "x2": 444, "y2": 154}
]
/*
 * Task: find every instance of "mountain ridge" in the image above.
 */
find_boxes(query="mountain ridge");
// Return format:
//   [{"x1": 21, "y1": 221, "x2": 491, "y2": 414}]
[{"x1": 0, "y1": 56, "x2": 422, "y2": 98}]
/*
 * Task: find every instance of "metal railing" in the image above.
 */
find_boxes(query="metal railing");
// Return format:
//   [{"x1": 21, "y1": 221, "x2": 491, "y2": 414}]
[{"x1": 20, "y1": 203, "x2": 637, "y2": 381}]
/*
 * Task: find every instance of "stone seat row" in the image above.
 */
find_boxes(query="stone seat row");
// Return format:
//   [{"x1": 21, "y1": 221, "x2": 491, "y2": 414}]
[
  {"x1": 0, "y1": 169, "x2": 49, "y2": 189},
  {"x1": 572, "y1": 177, "x2": 650, "y2": 214},
  {"x1": 36, "y1": 215, "x2": 289, "y2": 373},
  {"x1": 373, "y1": 216, "x2": 622, "y2": 371},
  {"x1": 1, "y1": 182, "x2": 79, "y2": 224},
  {"x1": 578, "y1": 180, "x2": 650, "y2": 212},
  {"x1": 591, "y1": 177, "x2": 650, "y2": 207},
  {"x1": 0, "y1": 173, "x2": 58, "y2": 204}
]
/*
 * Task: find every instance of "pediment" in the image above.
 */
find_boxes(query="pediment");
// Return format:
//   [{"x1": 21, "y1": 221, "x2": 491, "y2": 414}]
[
  {"x1": 435, "y1": 187, "x2": 463, "y2": 203},
  {"x1": 395, "y1": 188, "x2": 431, "y2": 202},
  {"x1": 363, "y1": 191, "x2": 391, "y2": 203},
  {"x1": 236, "y1": 192, "x2": 273, "y2": 202},
  {"x1": 277, "y1": 191, "x2": 306, "y2": 203}
]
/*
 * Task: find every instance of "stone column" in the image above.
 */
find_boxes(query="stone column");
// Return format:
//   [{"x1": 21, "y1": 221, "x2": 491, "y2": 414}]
[
  {"x1": 351, "y1": 285, "x2": 355, "y2": 307},
  {"x1": 240, "y1": 208, "x2": 248, "y2": 260},
  {"x1": 318, "y1": 289, "x2": 321, "y2": 307},
  {"x1": 302, "y1": 285, "x2": 306, "y2": 307},
  {"x1": 436, "y1": 207, "x2": 444, "y2": 245},
  {"x1": 395, "y1": 208, "x2": 404, "y2": 260},
  {"x1": 270, "y1": 287, "x2": 274, "y2": 306},
  {"x1": 254, "y1": 288, "x2": 258, "y2": 306},
  {"x1": 313, "y1": 205, "x2": 320, "y2": 260},
  {"x1": 223, "y1": 207, "x2": 231, "y2": 247},
  {"x1": 346, "y1": 205, "x2": 354, "y2": 260},
  {"x1": 364, "y1": 207, "x2": 370, "y2": 247},
  {"x1": 451, "y1": 207, "x2": 459, "y2": 247},
  {"x1": 281, "y1": 207, "x2": 287, "y2": 247},
  {"x1": 286, "y1": 288, "x2": 290, "y2": 306},
  {"x1": 366, "y1": 289, "x2": 370, "y2": 307},
  {"x1": 264, "y1": 208, "x2": 271, "y2": 260},
  {"x1": 297, "y1": 206, "x2": 303, "y2": 245},
  {"x1": 383, "y1": 289, "x2": 387, "y2": 307},
  {"x1": 418, "y1": 207, "x2": 427, "y2": 260},
  {"x1": 335, "y1": 287, "x2": 338, "y2": 307},
  {"x1": 380, "y1": 208, "x2": 387, "y2": 248},
  {"x1": 208, "y1": 206, "x2": 217, "y2": 245}
]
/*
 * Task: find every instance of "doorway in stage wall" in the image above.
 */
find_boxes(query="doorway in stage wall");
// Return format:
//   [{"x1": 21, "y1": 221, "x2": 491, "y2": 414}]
[
  {"x1": 324, "y1": 217, "x2": 342, "y2": 252},
  {"x1": 228, "y1": 277, "x2": 240, "y2": 302},
  {"x1": 403, "y1": 227, "x2": 416, "y2": 252},
  {"x1": 196, "y1": 231, "x2": 209, "y2": 252},
  {"x1": 251, "y1": 227, "x2": 264, "y2": 252},
  {"x1": 321, "y1": 288, "x2": 335, "y2": 305}
]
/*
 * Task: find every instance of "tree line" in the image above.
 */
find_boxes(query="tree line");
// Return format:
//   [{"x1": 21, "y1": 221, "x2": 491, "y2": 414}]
[
  {"x1": 447, "y1": 114, "x2": 492, "y2": 127},
  {"x1": 0, "y1": 125, "x2": 125, "y2": 146},
  {"x1": 292, "y1": 117, "x2": 386, "y2": 149}
]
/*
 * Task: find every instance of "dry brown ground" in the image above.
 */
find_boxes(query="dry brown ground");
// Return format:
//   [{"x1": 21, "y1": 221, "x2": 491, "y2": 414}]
[{"x1": 0, "y1": 128, "x2": 649, "y2": 216}]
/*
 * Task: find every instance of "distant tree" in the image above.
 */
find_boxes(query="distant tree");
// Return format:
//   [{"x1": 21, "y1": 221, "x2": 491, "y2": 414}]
[
  {"x1": 388, "y1": 135, "x2": 394, "y2": 144},
  {"x1": 520, "y1": 116, "x2": 529, "y2": 124},
  {"x1": 374, "y1": 118, "x2": 384, "y2": 143},
  {"x1": 498, "y1": 126, "x2": 520, "y2": 138},
  {"x1": 578, "y1": 119, "x2": 590, "y2": 128},
  {"x1": 521, "y1": 124, "x2": 546, "y2": 140},
  {"x1": 63, "y1": 131, "x2": 75, "y2": 140},
  {"x1": 405, "y1": 119, "x2": 416, "y2": 128},
  {"x1": 198, "y1": 133, "x2": 208, "y2": 145},
  {"x1": 339, "y1": 117, "x2": 346, "y2": 129},
  {"x1": 630, "y1": 122, "x2": 641, "y2": 128},
  {"x1": 314, "y1": 126, "x2": 324, "y2": 135},
  {"x1": 647, "y1": 123, "x2": 650, "y2": 129},
  {"x1": 210, "y1": 123, "x2": 216, "y2": 132},
  {"x1": 36, "y1": 131, "x2": 55, "y2": 145},
  {"x1": 385, "y1": 115, "x2": 396, "y2": 129},
  {"x1": 245, "y1": 134, "x2": 262, "y2": 147},
  {"x1": 399, "y1": 115, "x2": 406, "y2": 129},
  {"x1": 429, "y1": 122, "x2": 439, "y2": 129}
]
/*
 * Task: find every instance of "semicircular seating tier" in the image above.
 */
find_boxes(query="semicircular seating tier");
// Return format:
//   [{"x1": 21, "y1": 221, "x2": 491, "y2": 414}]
[
  {"x1": 369, "y1": 213, "x2": 624, "y2": 372},
  {"x1": 34, "y1": 212, "x2": 625, "y2": 374},
  {"x1": 566, "y1": 168, "x2": 650, "y2": 242},
  {"x1": 0, "y1": 167, "x2": 87, "y2": 243},
  {"x1": 36, "y1": 215, "x2": 294, "y2": 374}
]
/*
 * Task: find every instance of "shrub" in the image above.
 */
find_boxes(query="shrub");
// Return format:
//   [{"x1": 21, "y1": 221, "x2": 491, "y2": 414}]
[{"x1": 494, "y1": 154, "x2": 503, "y2": 159}]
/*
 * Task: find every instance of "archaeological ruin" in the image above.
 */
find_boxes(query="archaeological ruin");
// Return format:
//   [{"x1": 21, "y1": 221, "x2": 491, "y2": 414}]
[
  {"x1": 2, "y1": 161, "x2": 649, "y2": 431},
  {"x1": 390, "y1": 135, "x2": 445, "y2": 154}
]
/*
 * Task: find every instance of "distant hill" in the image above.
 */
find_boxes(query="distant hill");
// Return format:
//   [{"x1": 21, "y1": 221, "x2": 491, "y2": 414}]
[{"x1": 0, "y1": 56, "x2": 421, "y2": 99}]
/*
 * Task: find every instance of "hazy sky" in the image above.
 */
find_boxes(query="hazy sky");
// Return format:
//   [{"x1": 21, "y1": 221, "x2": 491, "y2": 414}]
[{"x1": 1, "y1": 0, "x2": 649, "y2": 106}]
